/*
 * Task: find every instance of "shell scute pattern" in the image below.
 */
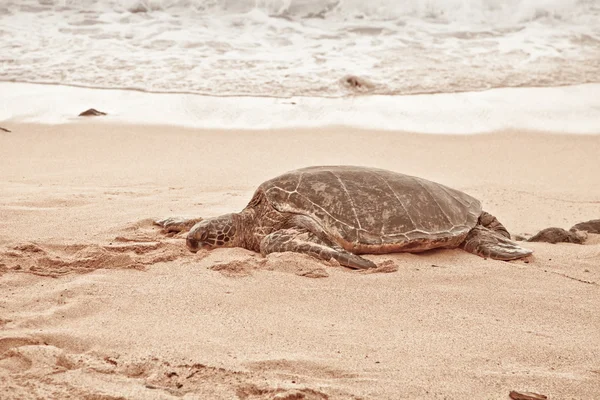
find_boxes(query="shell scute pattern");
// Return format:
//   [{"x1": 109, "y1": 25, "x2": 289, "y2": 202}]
[{"x1": 259, "y1": 166, "x2": 481, "y2": 250}]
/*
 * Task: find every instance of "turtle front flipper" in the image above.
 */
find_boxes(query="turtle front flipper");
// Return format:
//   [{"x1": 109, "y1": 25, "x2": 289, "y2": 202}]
[
  {"x1": 154, "y1": 217, "x2": 203, "y2": 233},
  {"x1": 260, "y1": 228, "x2": 376, "y2": 270},
  {"x1": 460, "y1": 225, "x2": 532, "y2": 260}
]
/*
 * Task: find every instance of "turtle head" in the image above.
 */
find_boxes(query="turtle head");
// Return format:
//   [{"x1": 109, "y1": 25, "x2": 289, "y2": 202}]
[{"x1": 186, "y1": 214, "x2": 237, "y2": 253}]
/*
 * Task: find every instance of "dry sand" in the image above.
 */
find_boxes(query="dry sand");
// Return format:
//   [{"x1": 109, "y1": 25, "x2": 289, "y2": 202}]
[{"x1": 0, "y1": 123, "x2": 599, "y2": 399}]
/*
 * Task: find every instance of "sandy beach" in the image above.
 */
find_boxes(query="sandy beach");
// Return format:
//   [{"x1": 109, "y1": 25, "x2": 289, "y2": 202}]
[
  {"x1": 0, "y1": 122, "x2": 599, "y2": 399},
  {"x1": 3, "y1": 1, "x2": 600, "y2": 398}
]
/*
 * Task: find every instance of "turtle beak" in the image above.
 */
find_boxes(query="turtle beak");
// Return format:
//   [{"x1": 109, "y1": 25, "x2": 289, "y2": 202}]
[{"x1": 186, "y1": 237, "x2": 200, "y2": 253}]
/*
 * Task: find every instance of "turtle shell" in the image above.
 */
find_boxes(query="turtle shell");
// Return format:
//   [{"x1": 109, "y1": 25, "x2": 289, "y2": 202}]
[{"x1": 258, "y1": 166, "x2": 482, "y2": 253}]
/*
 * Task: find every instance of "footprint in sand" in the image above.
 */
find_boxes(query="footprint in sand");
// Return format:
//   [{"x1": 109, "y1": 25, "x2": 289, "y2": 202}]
[
  {"x1": 0, "y1": 325, "x2": 358, "y2": 399},
  {"x1": 0, "y1": 219, "x2": 196, "y2": 277},
  {"x1": 0, "y1": 337, "x2": 41, "y2": 373}
]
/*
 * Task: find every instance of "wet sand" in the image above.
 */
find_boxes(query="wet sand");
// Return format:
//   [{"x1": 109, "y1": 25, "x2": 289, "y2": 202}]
[{"x1": 1, "y1": 123, "x2": 599, "y2": 399}]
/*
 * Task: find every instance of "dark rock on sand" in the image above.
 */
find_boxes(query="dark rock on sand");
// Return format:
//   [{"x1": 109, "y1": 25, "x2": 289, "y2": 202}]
[
  {"x1": 570, "y1": 219, "x2": 600, "y2": 234},
  {"x1": 0, "y1": 126, "x2": 10, "y2": 132},
  {"x1": 79, "y1": 108, "x2": 107, "y2": 117},
  {"x1": 509, "y1": 391, "x2": 547, "y2": 400},
  {"x1": 528, "y1": 227, "x2": 587, "y2": 244},
  {"x1": 341, "y1": 75, "x2": 375, "y2": 91}
]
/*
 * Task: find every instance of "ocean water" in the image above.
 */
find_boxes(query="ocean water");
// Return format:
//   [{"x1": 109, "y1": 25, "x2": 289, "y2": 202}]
[{"x1": 1, "y1": 0, "x2": 599, "y2": 98}]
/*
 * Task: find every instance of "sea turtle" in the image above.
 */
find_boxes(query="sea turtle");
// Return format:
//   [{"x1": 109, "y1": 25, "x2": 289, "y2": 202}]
[{"x1": 157, "y1": 166, "x2": 532, "y2": 269}]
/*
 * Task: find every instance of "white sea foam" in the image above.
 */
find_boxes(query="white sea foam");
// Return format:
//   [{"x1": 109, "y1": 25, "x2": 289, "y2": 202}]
[{"x1": 1, "y1": 0, "x2": 599, "y2": 97}]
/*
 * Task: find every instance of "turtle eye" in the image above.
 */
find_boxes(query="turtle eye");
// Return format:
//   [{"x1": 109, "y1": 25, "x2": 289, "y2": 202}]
[{"x1": 200, "y1": 230, "x2": 209, "y2": 241}]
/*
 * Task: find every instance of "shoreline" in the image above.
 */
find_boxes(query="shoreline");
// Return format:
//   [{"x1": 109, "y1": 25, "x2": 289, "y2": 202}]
[
  {"x1": 2, "y1": 82, "x2": 600, "y2": 134},
  {"x1": 5, "y1": 78, "x2": 600, "y2": 99}
]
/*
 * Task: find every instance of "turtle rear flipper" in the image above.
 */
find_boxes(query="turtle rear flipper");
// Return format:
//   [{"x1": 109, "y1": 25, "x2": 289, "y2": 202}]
[
  {"x1": 461, "y1": 225, "x2": 532, "y2": 260},
  {"x1": 260, "y1": 228, "x2": 376, "y2": 270}
]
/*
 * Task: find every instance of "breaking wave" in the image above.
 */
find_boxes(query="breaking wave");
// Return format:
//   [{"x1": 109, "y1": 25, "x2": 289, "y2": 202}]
[{"x1": 1, "y1": 0, "x2": 599, "y2": 97}]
